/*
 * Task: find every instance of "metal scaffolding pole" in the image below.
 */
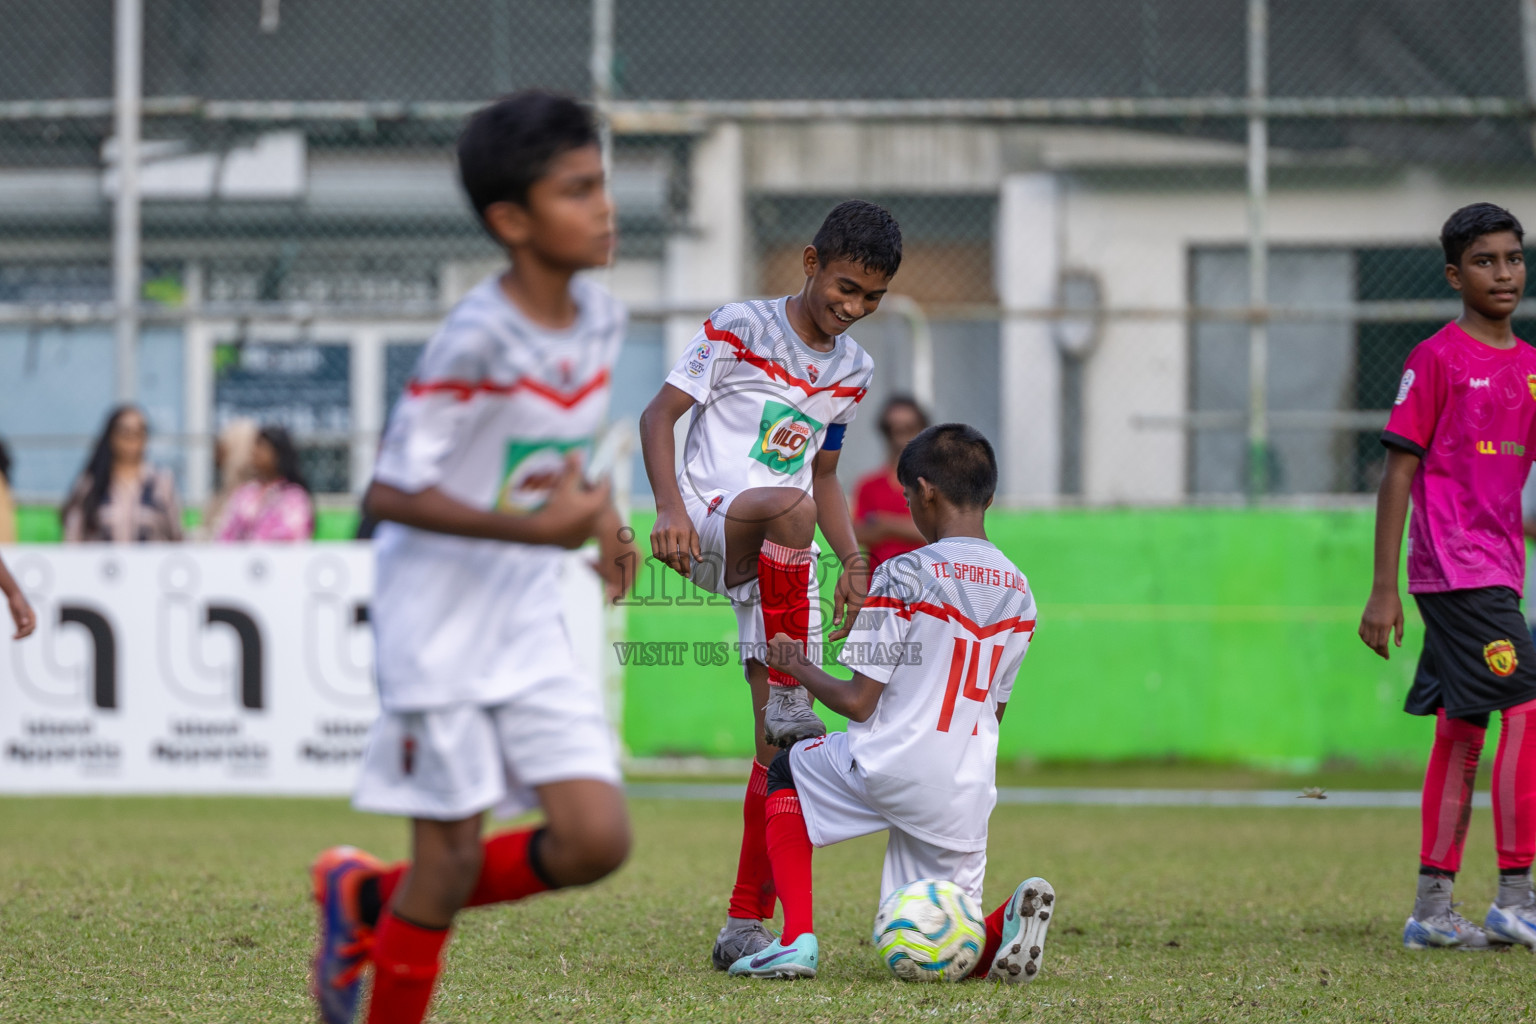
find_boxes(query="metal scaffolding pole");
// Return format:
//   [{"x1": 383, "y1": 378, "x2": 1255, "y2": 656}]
[
  {"x1": 1245, "y1": 0, "x2": 1269, "y2": 499},
  {"x1": 112, "y1": 0, "x2": 144, "y2": 404}
]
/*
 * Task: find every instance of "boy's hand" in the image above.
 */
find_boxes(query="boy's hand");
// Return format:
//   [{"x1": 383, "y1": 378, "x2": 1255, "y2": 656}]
[
  {"x1": 8, "y1": 590, "x2": 35, "y2": 640},
  {"x1": 1359, "y1": 586, "x2": 1404, "y2": 659},
  {"x1": 764, "y1": 631, "x2": 807, "y2": 674},
  {"x1": 828, "y1": 557, "x2": 871, "y2": 642},
  {"x1": 651, "y1": 505, "x2": 701, "y2": 579},
  {"x1": 595, "y1": 509, "x2": 639, "y2": 604},
  {"x1": 532, "y1": 455, "x2": 612, "y2": 549}
]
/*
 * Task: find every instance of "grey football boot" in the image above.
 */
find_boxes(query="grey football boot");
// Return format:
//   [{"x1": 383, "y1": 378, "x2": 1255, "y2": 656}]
[
  {"x1": 712, "y1": 917, "x2": 777, "y2": 970},
  {"x1": 762, "y1": 685, "x2": 827, "y2": 748},
  {"x1": 1485, "y1": 874, "x2": 1536, "y2": 947},
  {"x1": 1403, "y1": 874, "x2": 1493, "y2": 950}
]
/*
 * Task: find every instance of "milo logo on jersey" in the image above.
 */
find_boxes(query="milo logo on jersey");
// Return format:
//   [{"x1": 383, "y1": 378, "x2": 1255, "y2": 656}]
[
  {"x1": 750, "y1": 400, "x2": 823, "y2": 474},
  {"x1": 496, "y1": 439, "x2": 587, "y2": 513}
]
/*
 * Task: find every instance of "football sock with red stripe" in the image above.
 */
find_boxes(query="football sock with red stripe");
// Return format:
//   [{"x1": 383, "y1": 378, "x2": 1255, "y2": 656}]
[
  {"x1": 727, "y1": 759, "x2": 777, "y2": 920},
  {"x1": 759, "y1": 541, "x2": 814, "y2": 687},
  {"x1": 1420, "y1": 709, "x2": 1486, "y2": 875},
  {"x1": 1493, "y1": 699, "x2": 1536, "y2": 872},
  {"x1": 968, "y1": 900, "x2": 1011, "y2": 979},
  {"x1": 764, "y1": 788, "x2": 814, "y2": 942},
  {"x1": 365, "y1": 910, "x2": 448, "y2": 1024},
  {"x1": 362, "y1": 827, "x2": 553, "y2": 928}
]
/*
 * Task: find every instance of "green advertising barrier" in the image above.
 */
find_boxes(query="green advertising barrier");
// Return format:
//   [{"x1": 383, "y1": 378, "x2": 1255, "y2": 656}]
[
  {"x1": 620, "y1": 508, "x2": 1436, "y2": 768},
  {"x1": 17, "y1": 504, "x2": 1440, "y2": 767}
]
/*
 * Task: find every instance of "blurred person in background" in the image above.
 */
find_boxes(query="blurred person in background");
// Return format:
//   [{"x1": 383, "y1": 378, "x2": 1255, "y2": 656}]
[
  {"x1": 852, "y1": 395, "x2": 929, "y2": 572},
  {"x1": 62, "y1": 405, "x2": 183, "y2": 544},
  {"x1": 216, "y1": 425, "x2": 314, "y2": 541},
  {"x1": 0, "y1": 437, "x2": 16, "y2": 544},
  {"x1": 201, "y1": 418, "x2": 260, "y2": 539}
]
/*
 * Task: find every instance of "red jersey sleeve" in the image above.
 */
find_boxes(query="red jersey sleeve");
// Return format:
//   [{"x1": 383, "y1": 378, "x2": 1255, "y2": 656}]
[{"x1": 1381, "y1": 342, "x2": 1444, "y2": 458}]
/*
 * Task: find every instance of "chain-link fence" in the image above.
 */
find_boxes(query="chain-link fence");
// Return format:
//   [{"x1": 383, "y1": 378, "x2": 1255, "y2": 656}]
[{"x1": 1, "y1": 0, "x2": 1533, "y2": 513}]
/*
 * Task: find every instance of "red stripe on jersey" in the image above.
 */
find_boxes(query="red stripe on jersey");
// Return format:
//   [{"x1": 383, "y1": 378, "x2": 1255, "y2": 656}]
[
  {"x1": 861, "y1": 594, "x2": 1036, "y2": 640},
  {"x1": 405, "y1": 369, "x2": 611, "y2": 408},
  {"x1": 704, "y1": 320, "x2": 869, "y2": 401}
]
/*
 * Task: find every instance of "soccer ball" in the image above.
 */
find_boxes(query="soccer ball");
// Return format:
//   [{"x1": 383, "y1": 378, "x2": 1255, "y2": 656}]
[{"x1": 872, "y1": 878, "x2": 987, "y2": 982}]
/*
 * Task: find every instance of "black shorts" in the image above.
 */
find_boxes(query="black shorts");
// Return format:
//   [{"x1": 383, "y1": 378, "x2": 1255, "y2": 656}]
[{"x1": 1407, "y1": 586, "x2": 1536, "y2": 724}]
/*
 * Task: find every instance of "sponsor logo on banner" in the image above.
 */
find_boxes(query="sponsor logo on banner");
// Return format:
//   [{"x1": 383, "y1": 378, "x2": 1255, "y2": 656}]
[
  {"x1": 1395, "y1": 369, "x2": 1415, "y2": 405},
  {"x1": 749, "y1": 400, "x2": 823, "y2": 474},
  {"x1": 0, "y1": 544, "x2": 607, "y2": 795},
  {"x1": 1485, "y1": 639, "x2": 1519, "y2": 677}
]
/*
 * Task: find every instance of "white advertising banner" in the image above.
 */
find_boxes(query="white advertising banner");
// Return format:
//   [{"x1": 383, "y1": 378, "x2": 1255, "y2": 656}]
[{"x1": 0, "y1": 543, "x2": 607, "y2": 795}]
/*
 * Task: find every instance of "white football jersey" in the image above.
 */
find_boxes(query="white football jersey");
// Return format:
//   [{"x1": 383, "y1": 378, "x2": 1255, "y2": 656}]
[
  {"x1": 838, "y1": 536, "x2": 1037, "y2": 852},
  {"x1": 370, "y1": 274, "x2": 625, "y2": 710},
  {"x1": 664, "y1": 298, "x2": 874, "y2": 504}
]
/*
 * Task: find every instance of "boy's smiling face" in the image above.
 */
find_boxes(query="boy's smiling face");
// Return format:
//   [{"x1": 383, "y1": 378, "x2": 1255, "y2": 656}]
[
  {"x1": 800, "y1": 249, "x2": 892, "y2": 339},
  {"x1": 1448, "y1": 229, "x2": 1525, "y2": 321}
]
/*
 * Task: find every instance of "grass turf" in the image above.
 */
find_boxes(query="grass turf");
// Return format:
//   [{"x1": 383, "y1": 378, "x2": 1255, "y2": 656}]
[{"x1": 2, "y1": 793, "x2": 1533, "y2": 1022}]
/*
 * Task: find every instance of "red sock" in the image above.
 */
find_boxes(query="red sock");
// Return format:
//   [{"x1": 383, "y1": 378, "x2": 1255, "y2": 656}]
[
  {"x1": 372, "y1": 827, "x2": 551, "y2": 924},
  {"x1": 465, "y1": 828, "x2": 552, "y2": 906},
  {"x1": 1421, "y1": 710, "x2": 1487, "y2": 873},
  {"x1": 366, "y1": 911, "x2": 449, "y2": 1024},
  {"x1": 968, "y1": 901, "x2": 1010, "y2": 979},
  {"x1": 728, "y1": 760, "x2": 777, "y2": 920},
  {"x1": 759, "y1": 541, "x2": 814, "y2": 688},
  {"x1": 1495, "y1": 699, "x2": 1536, "y2": 871},
  {"x1": 764, "y1": 789, "x2": 814, "y2": 942}
]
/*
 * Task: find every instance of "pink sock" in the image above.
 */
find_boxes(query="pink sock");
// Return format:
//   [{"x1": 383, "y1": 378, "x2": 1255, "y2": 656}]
[
  {"x1": 1421, "y1": 710, "x2": 1487, "y2": 873},
  {"x1": 1494, "y1": 699, "x2": 1536, "y2": 871}
]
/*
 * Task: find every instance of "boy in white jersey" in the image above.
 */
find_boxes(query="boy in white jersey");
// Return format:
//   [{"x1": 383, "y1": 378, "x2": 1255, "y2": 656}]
[
  {"x1": 639, "y1": 200, "x2": 901, "y2": 967},
  {"x1": 308, "y1": 92, "x2": 635, "y2": 1024},
  {"x1": 729, "y1": 424, "x2": 1055, "y2": 984}
]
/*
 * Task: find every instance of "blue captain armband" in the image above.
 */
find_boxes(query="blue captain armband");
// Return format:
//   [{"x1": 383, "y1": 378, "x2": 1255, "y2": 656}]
[{"x1": 823, "y1": 423, "x2": 847, "y2": 451}]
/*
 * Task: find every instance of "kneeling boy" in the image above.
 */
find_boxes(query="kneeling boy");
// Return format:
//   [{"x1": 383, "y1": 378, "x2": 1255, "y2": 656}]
[{"x1": 732, "y1": 423, "x2": 1054, "y2": 982}]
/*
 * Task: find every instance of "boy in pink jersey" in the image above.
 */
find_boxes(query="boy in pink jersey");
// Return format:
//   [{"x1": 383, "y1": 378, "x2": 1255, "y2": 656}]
[
  {"x1": 731, "y1": 424, "x2": 1054, "y2": 983},
  {"x1": 1361, "y1": 202, "x2": 1536, "y2": 950}
]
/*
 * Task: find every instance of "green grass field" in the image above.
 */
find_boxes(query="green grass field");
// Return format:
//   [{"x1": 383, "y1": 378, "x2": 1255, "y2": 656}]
[{"x1": 4, "y1": 786, "x2": 1535, "y2": 1023}]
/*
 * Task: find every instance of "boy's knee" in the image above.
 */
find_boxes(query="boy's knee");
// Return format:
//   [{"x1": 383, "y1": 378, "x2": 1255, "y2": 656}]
[{"x1": 546, "y1": 816, "x2": 631, "y2": 886}]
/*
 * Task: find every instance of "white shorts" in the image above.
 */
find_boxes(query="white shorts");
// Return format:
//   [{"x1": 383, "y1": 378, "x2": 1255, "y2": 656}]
[
  {"x1": 352, "y1": 677, "x2": 621, "y2": 822},
  {"x1": 788, "y1": 732, "x2": 986, "y2": 905},
  {"x1": 681, "y1": 486, "x2": 824, "y2": 674}
]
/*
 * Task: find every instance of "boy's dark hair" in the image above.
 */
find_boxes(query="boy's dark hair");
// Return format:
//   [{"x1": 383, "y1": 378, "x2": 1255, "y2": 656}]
[
  {"x1": 0, "y1": 437, "x2": 10, "y2": 485},
  {"x1": 458, "y1": 91, "x2": 600, "y2": 224},
  {"x1": 813, "y1": 200, "x2": 903, "y2": 279},
  {"x1": 1441, "y1": 203, "x2": 1524, "y2": 267},
  {"x1": 878, "y1": 394, "x2": 929, "y2": 439},
  {"x1": 896, "y1": 423, "x2": 997, "y2": 509}
]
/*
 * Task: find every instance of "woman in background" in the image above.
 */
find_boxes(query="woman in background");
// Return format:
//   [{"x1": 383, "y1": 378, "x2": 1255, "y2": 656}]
[
  {"x1": 216, "y1": 425, "x2": 314, "y2": 541},
  {"x1": 851, "y1": 395, "x2": 929, "y2": 572},
  {"x1": 201, "y1": 418, "x2": 259, "y2": 539},
  {"x1": 62, "y1": 405, "x2": 183, "y2": 543},
  {"x1": 0, "y1": 438, "x2": 16, "y2": 544}
]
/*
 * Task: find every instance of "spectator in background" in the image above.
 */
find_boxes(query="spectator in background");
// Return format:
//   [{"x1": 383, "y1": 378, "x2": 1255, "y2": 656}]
[
  {"x1": 216, "y1": 425, "x2": 314, "y2": 541},
  {"x1": 0, "y1": 438, "x2": 15, "y2": 544},
  {"x1": 200, "y1": 418, "x2": 259, "y2": 539},
  {"x1": 852, "y1": 395, "x2": 929, "y2": 572},
  {"x1": 62, "y1": 405, "x2": 183, "y2": 543}
]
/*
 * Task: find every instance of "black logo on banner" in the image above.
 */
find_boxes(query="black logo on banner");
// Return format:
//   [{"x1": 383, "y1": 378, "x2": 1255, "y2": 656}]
[
  {"x1": 57, "y1": 605, "x2": 116, "y2": 709},
  {"x1": 205, "y1": 606, "x2": 264, "y2": 710}
]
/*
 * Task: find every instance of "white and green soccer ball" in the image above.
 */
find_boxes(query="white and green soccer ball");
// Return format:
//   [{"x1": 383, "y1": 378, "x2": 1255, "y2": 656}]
[{"x1": 872, "y1": 878, "x2": 987, "y2": 982}]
